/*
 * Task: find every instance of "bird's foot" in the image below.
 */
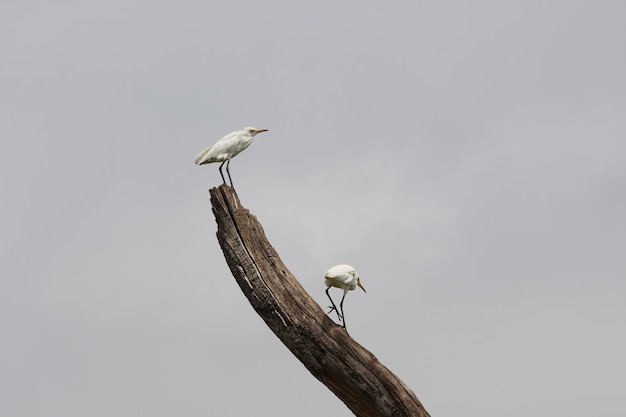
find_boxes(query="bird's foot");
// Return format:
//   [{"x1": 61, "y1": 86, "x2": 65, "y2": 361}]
[{"x1": 326, "y1": 306, "x2": 343, "y2": 321}]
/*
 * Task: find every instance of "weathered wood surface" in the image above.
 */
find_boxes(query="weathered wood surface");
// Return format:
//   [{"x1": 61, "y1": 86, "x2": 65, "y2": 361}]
[{"x1": 209, "y1": 184, "x2": 431, "y2": 417}]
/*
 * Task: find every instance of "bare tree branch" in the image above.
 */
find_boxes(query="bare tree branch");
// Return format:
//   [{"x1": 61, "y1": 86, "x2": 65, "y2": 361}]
[{"x1": 209, "y1": 184, "x2": 431, "y2": 417}]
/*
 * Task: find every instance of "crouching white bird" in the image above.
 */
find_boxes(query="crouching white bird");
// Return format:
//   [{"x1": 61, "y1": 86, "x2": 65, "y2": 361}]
[
  {"x1": 194, "y1": 127, "x2": 269, "y2": 186},
  {"x1": 324, "y1": 264, "x2": 366, "y2": 331}
]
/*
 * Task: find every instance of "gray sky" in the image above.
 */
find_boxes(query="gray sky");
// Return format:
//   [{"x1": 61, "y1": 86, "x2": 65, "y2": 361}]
[{"x1": 1, "y1": 1, "x2": 625, "y2": 416}]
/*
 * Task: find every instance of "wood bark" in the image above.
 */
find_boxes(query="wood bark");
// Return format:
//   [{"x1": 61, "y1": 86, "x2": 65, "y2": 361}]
[{"x1": 209, "y1": 184, "x2": 431, "y2": 417}]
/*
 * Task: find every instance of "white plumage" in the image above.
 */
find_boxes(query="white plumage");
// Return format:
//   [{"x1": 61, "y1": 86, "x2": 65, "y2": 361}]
[
  {"x1": 324, "y1": 264, "x2": 366, "y2": 331},
  {"x1": 195, "y1": 127, "x2": 268, "y2": 186}
]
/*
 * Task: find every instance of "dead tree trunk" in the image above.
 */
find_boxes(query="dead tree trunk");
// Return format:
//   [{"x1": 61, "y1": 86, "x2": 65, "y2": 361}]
[{"x1": 209, "y1": 184, "x2": 431, "y2": 417}]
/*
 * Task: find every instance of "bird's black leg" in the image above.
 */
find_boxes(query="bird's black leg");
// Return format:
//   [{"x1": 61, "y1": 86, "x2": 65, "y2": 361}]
[
  {"x1": 325, "y1": 287, "x2": 342, "y2": 322},
  {"x1": 339, "y1": 291, "x2": 348, "y2": 330},
  {"x1": 225, "y1": 159, "x2": 234, "y2": 188},
  {"x1": 218, "y1": 161, "x2": 227, "y2": 184}
]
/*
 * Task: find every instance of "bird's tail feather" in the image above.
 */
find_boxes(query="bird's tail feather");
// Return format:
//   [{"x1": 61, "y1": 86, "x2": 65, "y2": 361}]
[{"x1": 194, "y1": 146, "x2": 212, "y2": 165}]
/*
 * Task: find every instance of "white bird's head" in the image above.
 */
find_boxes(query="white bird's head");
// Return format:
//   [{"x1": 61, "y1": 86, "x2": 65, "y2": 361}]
[
  {"x1": 348, "y1": 267, "x2": 366, "y2": 293},
  {"x1": 243, "y1": 127, "x2": 269, "y2": 136}
]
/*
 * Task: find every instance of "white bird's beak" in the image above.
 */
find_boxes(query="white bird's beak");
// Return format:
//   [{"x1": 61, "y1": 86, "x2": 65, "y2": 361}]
[
  {"x1": 357, "y1": 280, "x2": 366, "y2": 293},
  {"x1": 255, "y1": 128, "x2": 269, "y2": 133}
]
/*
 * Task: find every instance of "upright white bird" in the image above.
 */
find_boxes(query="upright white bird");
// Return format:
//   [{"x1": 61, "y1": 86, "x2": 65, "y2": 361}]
[
  {"x1": 195, "y1": 127, "x2": 268, "y2": 186},
  {"x1": 324, "y1": 264, "x2": 366, "y2": 331}
]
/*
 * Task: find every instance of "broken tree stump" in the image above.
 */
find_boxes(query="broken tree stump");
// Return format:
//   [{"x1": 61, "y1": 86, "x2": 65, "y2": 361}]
[{"x1": 209, "y1": 184, "x2": 431, "y2": 417}]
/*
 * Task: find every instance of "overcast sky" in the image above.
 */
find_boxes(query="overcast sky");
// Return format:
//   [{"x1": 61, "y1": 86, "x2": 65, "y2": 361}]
[{"x1": 1, "y1": 1, "x2": 625, "y2": 416}]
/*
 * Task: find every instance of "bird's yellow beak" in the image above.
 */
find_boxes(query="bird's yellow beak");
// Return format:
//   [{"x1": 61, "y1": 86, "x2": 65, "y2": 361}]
[
  {"x1": 357, "y1": 280, "x2": 366, "y2": 293},
  {"x1": 255, "y1": 128, "x2": 269, "y2": 133}
]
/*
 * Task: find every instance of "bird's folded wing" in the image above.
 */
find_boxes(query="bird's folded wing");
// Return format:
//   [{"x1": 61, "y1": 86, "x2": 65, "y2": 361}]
[{"x1": 325, "y1": 270, "x2": 351, "y2": 284}]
